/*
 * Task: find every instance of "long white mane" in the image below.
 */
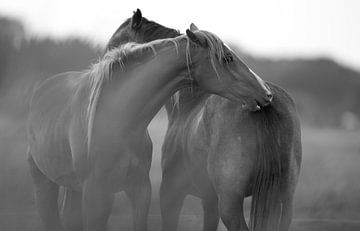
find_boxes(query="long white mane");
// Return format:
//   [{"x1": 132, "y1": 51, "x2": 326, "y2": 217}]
[
  {"x1": 170, "y1": 30, "x2": 228, "y2": 110},
  {"x1": 85, "y1": 37, "x2": 186, "y2": 152},
  {"x1": 86, "y1": 30, "x2": 228, "y2": 152}
]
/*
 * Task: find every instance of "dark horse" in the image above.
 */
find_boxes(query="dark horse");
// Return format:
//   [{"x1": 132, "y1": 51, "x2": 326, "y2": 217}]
[{"x1": 108, "y1": 10, "x2": 302, "y2": 231}]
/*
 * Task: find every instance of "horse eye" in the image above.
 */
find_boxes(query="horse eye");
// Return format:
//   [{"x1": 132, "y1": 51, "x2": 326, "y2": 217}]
[{"x1": 223, "y1": 54, "x2": 233, "y2": 64}]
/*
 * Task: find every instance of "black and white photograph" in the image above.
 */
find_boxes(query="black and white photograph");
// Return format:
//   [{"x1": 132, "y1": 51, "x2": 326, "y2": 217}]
[{"x1": 0, "y1": 1, "x2": 359, "y2": 230}]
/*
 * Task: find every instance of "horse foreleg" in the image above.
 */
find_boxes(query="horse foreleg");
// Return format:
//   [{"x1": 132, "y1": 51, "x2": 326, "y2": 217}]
[
  {"x1": 28, "y1": 154, "x2": 64, "y2": 231},
  {"x1": 82, "y1": 177, "x2": 114, "y2": 231},
  {"x1": 125, "y1": 175, "x2": 151, "y2": 231},
  {"x1": 218, "y1": 193, "x2": 248, "y2": 231},
  {"x1": 62, "y1": 188, "x2": 83, "y2": 231},
  {"x1": 201, "y1": 193, "x2": 219, "y2": 231},
  {"x1": 160, "y1": 172, "x2": 189, "y2": 231}
]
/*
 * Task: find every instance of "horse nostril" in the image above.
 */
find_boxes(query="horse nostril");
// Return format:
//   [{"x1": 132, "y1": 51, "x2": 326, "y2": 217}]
[{"x1": 267, "y1": 93, "x2": 273, "y2": 102}]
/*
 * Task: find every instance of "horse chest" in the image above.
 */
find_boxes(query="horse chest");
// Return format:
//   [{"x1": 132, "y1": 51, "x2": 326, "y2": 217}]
[{"x1": 91, "y1": 145, "x2": 150, "y2": 192}]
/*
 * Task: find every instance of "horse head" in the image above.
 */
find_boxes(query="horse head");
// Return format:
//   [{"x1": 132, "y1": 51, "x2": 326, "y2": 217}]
[
  {"x1": 106, "y1": 9, "x2": 180, "y2": 51},
  {"x1": 186, "y1": 24, "x2": 272, "y2": 111}
]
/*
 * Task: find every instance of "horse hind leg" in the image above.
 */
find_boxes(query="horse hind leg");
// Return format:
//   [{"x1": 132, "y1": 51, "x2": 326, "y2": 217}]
[
  {"x1": 61, "y1": 188, "x2": 83, "y2": 231},
  {"x1": 27, "y1": 154, "x2": 64, "y2": 231},
  {"x1": 218, "y1": 193, "x2": 248, "y2": 231}
]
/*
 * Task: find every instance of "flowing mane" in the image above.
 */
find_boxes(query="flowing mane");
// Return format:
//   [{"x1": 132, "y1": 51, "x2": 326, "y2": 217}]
[
  {"x1": 196, "y1": 30, "x2": 226, "y2": 74},
  {"x1": 86, "y1": 37, "x2": 185, "y2": 151},
  {"x1": 170, "y1": 30, "x2": 229, "y2": 110},
  {"x1": 105, "y1": 16, "x2": 229, "y2": 114},
  {"x1": 86, "y1": 30, "x2": 229, "y2": 151}
]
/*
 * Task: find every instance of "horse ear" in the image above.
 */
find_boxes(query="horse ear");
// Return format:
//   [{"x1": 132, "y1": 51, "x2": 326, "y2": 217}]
[
  {"x1": 190, "y1": 23, "x2": 199, "y2": 32},
  {"x1": 131, "y1": 8, "x2": 142, "y2": 29},
  {"x1": 186, "y1": 29, "x2": 204, "y2": 47}
]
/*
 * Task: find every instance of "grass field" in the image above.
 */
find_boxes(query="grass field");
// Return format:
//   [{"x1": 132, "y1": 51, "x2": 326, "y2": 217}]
[{"x1": 0, "y1": 110, "x2": 360, "y2": 230}]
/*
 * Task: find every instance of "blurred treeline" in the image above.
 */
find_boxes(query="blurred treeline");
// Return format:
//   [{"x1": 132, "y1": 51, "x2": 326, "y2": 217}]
[
  {"x1": 237, "y1": 50, "x2": 360, "y2": 128},
  {"x1": 0, "y1": 16, "x2": 102, "y2": 119}
]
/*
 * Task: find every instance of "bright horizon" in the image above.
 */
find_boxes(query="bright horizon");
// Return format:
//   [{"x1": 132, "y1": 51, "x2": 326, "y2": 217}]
[{"x1": 1, "y1": 0, "x2": 359, "y2": 71}]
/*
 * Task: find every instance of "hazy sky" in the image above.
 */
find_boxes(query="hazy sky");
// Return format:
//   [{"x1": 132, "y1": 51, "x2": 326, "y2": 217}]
[{"x1": 0, "y1": 0, "x2": 359, "y2": 70}]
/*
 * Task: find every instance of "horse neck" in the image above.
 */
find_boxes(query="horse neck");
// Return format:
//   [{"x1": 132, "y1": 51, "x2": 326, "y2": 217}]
[{"x1": 97, "y1": 39, "x2": 192, "y2": 133}]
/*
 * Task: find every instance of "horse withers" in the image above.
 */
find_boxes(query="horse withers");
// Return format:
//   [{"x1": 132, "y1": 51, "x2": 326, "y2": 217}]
[
  {"x1": 107, "y1": 9, "x2": 302, "y2": 231},
  {"x1": 27, "y1": 20, "x2": 271, "y2": 231}
]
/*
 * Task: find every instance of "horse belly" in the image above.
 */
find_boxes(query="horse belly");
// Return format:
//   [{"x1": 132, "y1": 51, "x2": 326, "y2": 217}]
[
  {"x1": 30, "y1": 144, "x2": 80, "y2": 188},
  {"x1": 28, "y1": 116, "x2": 80, "y2": 189}
]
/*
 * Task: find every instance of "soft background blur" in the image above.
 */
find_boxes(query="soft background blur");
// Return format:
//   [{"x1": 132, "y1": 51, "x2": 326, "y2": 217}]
[{"x1": 0, "y1": 1, "x2": 360, "y2": 230}]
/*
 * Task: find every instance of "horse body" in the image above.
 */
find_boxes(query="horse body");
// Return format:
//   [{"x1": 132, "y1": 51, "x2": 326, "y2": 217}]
[
  {"x1": 28, "y1": 37, "x2": 191, "y2": 231},
  {"x1": 29, "y1": 69, "x2": 154, "y2": 190},
  {"x1": 27, "y1": 39, "x2": 188, "y2": 231},
  {"x1": 162, "y1": 83, "x2": 302, "y2": 231}
]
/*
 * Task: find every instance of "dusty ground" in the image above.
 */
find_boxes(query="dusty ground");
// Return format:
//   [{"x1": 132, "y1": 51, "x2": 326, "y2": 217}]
[{"x1": 1, "y1": 111, "x2": 360, "y2": 230}]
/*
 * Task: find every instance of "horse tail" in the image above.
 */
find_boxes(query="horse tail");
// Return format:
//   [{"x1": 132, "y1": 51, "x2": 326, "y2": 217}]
[{"x1": 249, "y1": 105, "x2": 283, "y2": 231}]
